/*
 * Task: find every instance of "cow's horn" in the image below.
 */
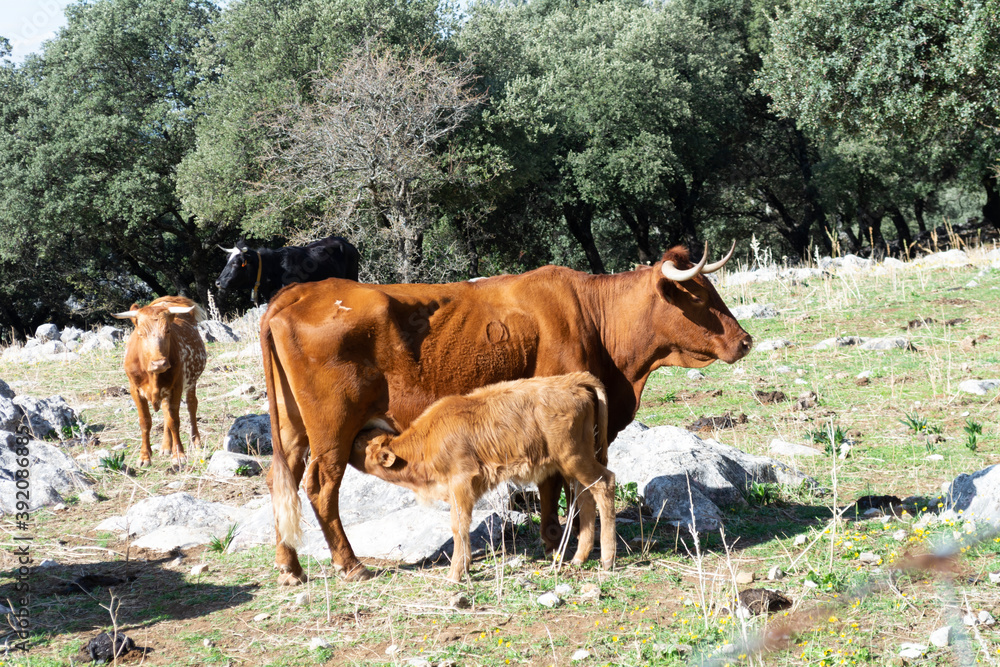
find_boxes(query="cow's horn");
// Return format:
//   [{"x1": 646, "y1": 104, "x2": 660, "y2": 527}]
[
  {"x1": 702, "y1": 240, "x2": 736, "y2": 274},
  {"x1": 661, "y1": 242, "x2": 709, "y2": 282},
  {"x1": 218, "y1": 245, "x2": 239, "y2": 254},
  {"x1": 111, "y1": 310, "x2": 138, "y2": 319},
  {"x1": 167, "y1": 306, "x2": 196, "y2": 314}
]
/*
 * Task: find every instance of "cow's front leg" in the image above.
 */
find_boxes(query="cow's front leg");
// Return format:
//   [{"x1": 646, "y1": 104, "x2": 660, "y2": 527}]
[
  {"x1": 304, "y1": 453, "x2": 373, "y2": 582},
  {"x1": 538, "y1": 475, "x2": 565, "y2": 553}
]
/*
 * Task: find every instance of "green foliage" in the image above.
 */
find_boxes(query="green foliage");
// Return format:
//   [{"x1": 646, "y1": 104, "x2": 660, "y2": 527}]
[
  {"x1": 615, "y1": 482, "x2": 640, "y2": 507},
  {"x1": 745, "y1": 481, "x2": 781, "y2": 507},
  {"x1": 964, "y1": 419, "x2": 983, "y2": 452},
  {"x1": 233, "y1": 465, "x2": 256, "y2": 478},
  {"x1": 208, "y1": 524, "x2": 239, "y2": 554},
  {"x1": 99, "y1": 452, "x2": 127, "y2": 473},
  {"x1": 808, "y1": 424, "x2": 848, "y2": 456}
]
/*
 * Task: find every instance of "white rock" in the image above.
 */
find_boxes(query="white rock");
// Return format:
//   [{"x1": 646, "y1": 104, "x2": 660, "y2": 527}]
[
  {"x1": 856, "y1": 370, "x2": 872, "y2": 379},
  {"x1": 309, "y1": 637, "x2": 330, "y2": 650},
  {"x1": 794, "y1": 378, "x2": 808, "y2": 385},
  {"x1": 730, "y1": 303, "x2": 778, "y2": 320},
  {"x1": 38, "y1": 558, "x2": 59, "y2": 568},
  {"x1": 572, "y1": 649, "x2": 590, "y2": 661},
  {"x1": 385, "y1": 644, "x2": 400, "y2": 655},
  {"x1": 914, "y1": 249, "x2": 969, "y2": 268},
  {"x1": 536, "y1": 592, "x2": 562, "y2": 608},
  {"x1": 769, "y1": 439, "x2": 822, "y2": 457},
  {"x1": 979, "y1": 611, "x2": 995, "y2": 626},
  {"x1": 78, "y1": 489, "x2": 100, "y2": 504},
  {"x1": 925, "y1": 454, "x2": 944, "y2": 461},
  {"x1": 34, "y1": 324, "x2": 60, "y2": 342},
  {"x1": 687, "y1": 369, "x2": 704, "y2": 380},
  {"x1": 803, "y1": 579, "x2": 818, "y2": 589},
  {"x1": 794, "y1": 534, "x2": 808, "y2": 547},
  {"x1": 930, "y1": 625, "x2": 951, "y2": 647},
  {"x1": 899, "y1": 643, "x2": 927, "y2": 659},
  {"x1": 190, "y1": 563, "x2": 209, "y2": 576},
  {"x1": 966, "y1": 280, "x2": 979, "y2": 288},
  {"x1": 253, "y1": 613, "x2": 270, "y2": 622},
  {"x1": 892, "y1": 529, "x2": 907, "y2": 541},
  {"x1": 767, "y1": 566, "x2": 784, "y2": 581},
  {"x1": 294, "y1": 592, "x2": 310, "y2": 607},
  {"x1": 774, "y1": 365, "x2": 792, "y2": 374},
  {"x1": 988, "y1": 572, "x2": 1000, "y2": 584},
  {"x1": 206, "y1": 450, "x2": 262, "y2": 478},
  {"x1": 555, "y1": 584, "x2": 573, "y2": 596},
  {"x1": 756, "y1": 339, "x2": 794, "y2": 352},
  {"x1": 957, "y1": 379, "x2": 1000, "y2": 396},
  {"x1": 942, "y1": 464, "x2": 1000, "y2": 524},
  {"x1": 859, "y1": 552, "x2": 879, "y2": 564}
]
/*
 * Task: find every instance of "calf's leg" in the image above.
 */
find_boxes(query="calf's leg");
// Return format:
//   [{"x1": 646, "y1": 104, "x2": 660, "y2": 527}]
[
  {"x1": 569, "y1": 482, "x2": 597, "y2": 566},
  {"x1": 186, "y1": 386, "x2": 201, "y2": 449},
  {"x1": 447, "y1": 482, "x2": 477, "y2": 582},
  {"x1": 129, "y1": 387, "x2": 153, "y2": 466}
]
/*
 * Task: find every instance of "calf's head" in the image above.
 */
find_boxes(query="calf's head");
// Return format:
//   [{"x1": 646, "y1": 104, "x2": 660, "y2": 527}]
[
  {"x1": 350, "y1": 429, "x2": 399, "y2": 472},
  {"x1": 113, "y1": 303, "x2": 197, "y2": 374},
  {"x1": 651, "y1": 242, "x2": 753, "y2": 367}
]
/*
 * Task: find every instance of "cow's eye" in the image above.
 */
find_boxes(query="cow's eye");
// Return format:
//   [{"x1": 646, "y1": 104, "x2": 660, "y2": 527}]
[{"x1": 689, "y1": 294, "x2": 704, "y2": 305}]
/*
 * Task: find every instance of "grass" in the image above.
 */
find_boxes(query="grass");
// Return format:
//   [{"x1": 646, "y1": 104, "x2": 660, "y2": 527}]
[{"x1": 2, "y1": 249, "x2": 1000, "y2": 664}]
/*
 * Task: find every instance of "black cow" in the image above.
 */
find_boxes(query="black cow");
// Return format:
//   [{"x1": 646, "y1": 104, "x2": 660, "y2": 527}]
[{"x1": 215, "y1": 235, "x2": 360, "y2": 305}]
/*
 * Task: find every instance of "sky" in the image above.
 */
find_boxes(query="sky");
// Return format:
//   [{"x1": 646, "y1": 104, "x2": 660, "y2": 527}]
[{"x1": 0, "y1": 0, "x2": 72, "y2": 62}]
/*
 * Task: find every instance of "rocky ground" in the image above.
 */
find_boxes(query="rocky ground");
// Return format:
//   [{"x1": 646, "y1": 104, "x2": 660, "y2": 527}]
[{"x1": 1, "y1": 247, "x2": 999, "y2": 666}]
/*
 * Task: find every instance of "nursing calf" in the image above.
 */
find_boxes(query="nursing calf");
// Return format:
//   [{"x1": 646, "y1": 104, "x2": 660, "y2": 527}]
[{"x1": 350, "y1": 372, "x2": 616, "y2": 582}]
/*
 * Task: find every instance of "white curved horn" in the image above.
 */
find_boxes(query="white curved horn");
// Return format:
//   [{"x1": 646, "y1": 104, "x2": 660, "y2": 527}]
[
  {"x1": 661, "y1": 242, "x2": 709, "y2": 282},
  {"x1": 702, "y1": 240, "x2": 736, "y2": 274},
  {"x1": 112, "y1": 310, "x2": 138, "y2": 320},
  {"x1": 167, "y1": 306, "x2": 196, "y2": 314}
]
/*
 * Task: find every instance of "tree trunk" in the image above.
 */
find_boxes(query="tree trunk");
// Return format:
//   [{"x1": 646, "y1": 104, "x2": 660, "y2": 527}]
[
  {"x1": 913, "y1": 197, "x2": 927, "y2": 233},
  {"x1": 888, "y1": 205, "x2": 913, "y2": 251},
  {"x1": 982, "y1": 174, "x2": 1000, "y2": 232},
  {"x1": 857, "y1": 205, "x2": 886, "y2": 257},
  {"x1": 563, "y1": 202, "x2": 605, "y2": 274},
  {"x1": 619, "y1": 206, "x2": 655, "y2": 264}
]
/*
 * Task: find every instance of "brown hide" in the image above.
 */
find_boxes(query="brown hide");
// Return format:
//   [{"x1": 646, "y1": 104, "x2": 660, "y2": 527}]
[
  {"x1": 350, "y1": 372, "x2": 615, "y2": 581},
  {"x1": 262, "y1": 246, "x2": 751, "y2": 584},
  {"x1": 120, "y1": 296, "x2": 206, "y2": 466}
]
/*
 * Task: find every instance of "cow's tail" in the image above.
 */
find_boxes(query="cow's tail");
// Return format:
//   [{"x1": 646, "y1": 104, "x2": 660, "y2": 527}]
[
  {"x1": 579, "y1": 372, "x2": 609, "y2": 466},
  {"x1": 261, "y1": 315, "x2": 302, "y2": 549}
]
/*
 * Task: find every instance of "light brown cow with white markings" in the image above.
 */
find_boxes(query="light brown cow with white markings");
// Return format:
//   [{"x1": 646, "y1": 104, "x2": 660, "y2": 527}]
[{"x1": 113, "y1": 296, "x2": 207, "y2": 466}]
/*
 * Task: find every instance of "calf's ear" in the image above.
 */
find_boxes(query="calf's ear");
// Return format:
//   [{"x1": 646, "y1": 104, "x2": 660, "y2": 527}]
[{"x1": 377, "y1": 449, "x2": 396, "y2": 467}]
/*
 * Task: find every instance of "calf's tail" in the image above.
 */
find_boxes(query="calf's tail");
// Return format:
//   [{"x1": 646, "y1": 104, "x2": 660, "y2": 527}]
[{"x1": 260, "y1": 317, "x2": 302, "y2": 549}]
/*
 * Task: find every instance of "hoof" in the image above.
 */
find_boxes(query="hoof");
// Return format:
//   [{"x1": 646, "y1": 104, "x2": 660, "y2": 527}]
[
  {"x1": 139, "y1": 459, "x2": 152, "y2": 468},
  {"x1": 277, "y1": 571, "x2": 306, "y2": 586},
  {"x1": 343, "y1": 564, "x2": 375, "y2": 582},
  {"x1": 570, "y1": 558, "x2": 585, "y2": 568},
  {"x1": 601, "y1": 559, "x2": 614, "y2": 570},
  {"x1": 172, "y1": 455, "x2": 188, "y2": 467}
]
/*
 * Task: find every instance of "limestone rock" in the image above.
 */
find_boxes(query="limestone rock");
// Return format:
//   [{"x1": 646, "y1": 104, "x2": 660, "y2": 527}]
[
  {"x1": 609, "y1": 422, "x2": 815, "y2": 532},
  {"x1": 0, "y1": 432, "x2": 92, "y2": 512},
  {"x1": 222, "y1": 414, "x2": 272, "y2": 455},
  {"x1": 756, "y1": 339, "x2": 794, "y2": 352},
  {"x1": 206, "y1": 450, "x2": 262, "y2": 478},
  {"x1": 34, "y1": 323, "x2": 60, "y2": 342},
  {"x1": 11, "y1": 395, "x2": 80, "y2": 439},
  {"x1": 768, "y1": 439, "x2": 822, "y2": 457},
  {"x1": 943, "y1": 465, "x2": 1000, "y2": 525},
  {"x1": 958, "y1": 379, "x2": 1000, "y2": 396},
  {"x1": 198, "y1": 320, "x2": 240, "y2": 344},
  {"x1": 730, "y1": 303, "x2": 778, "y2": 320},
  {"x1": 95, "y1": 492, "x2": 245, "y2": 541}
]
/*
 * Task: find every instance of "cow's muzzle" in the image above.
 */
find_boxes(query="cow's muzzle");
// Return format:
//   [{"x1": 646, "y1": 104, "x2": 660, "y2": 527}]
[{"x1": 147, "y1": 359, "x2": 170, "y2": 374}]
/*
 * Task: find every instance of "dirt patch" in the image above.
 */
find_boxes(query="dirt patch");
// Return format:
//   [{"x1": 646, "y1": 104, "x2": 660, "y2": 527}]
[
  {"x1": 101, "y1": 385, "x2": 130, "y2": 398},
  {"x1": 930, "y1": 297, "x2": 973, "y2": 306},
  {"x1": 903, "y1": 316, "x2": 968, "y2": 330},
  {"x1": 687, "y1": 412, "x2": 748, "y2": 432},
  {"x1": 754, "y1": 390, "x2": 788, "y2": 404}
]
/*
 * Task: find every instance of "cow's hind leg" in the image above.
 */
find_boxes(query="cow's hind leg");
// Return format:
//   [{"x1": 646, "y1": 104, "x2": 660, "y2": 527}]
[
  {"x1": 538, "y1": 475, "x2": 564, "y2": 553},
  {"x1": 267, "y1": 402, "x2": 310, "y2": 586}
]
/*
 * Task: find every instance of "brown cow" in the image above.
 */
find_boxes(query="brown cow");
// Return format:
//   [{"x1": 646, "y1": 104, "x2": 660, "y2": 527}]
[
  {"x1": 351, "y1": 372, "x2": 615, "y2": 582},
  {"x1": 262, "y1": 243, "x2": 751, "y2": 584},
  {"x1": 113, "y1": 296, "x2": 207, "y2": 466}
]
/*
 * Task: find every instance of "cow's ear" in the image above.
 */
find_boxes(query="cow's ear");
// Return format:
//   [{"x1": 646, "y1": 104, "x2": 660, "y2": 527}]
[
  {"x1": 657, "y1": 277, "x2": 678, "y2": 306},
  {"x1": 377, "y1": 448, "x2": 396, "y2": 467}
]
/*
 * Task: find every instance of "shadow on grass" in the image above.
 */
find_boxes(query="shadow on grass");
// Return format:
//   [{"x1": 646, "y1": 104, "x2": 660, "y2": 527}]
[{"x1": 2, "y1": 554, "x2": 258, "y2": 649}]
